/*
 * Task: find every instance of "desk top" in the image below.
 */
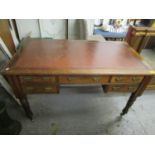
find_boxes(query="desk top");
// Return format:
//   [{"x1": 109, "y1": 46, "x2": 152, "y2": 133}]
[{"x1": 2, "y1": 39, "x2": 154, "y2": 75}]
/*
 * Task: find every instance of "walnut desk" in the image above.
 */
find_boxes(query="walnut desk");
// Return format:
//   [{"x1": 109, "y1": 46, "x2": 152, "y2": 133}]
[{"x1": 1, "y1": 39, "x2": 155, "y2": 120}]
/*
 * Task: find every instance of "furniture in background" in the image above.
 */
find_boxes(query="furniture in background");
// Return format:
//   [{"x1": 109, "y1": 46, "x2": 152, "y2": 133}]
[
  {"x1": 133, "y1": 19, "x2": 155, "y2": 27},
  {"x1": 94, "y1": 19, "x2": 128, "y2": 41},
  {"x1": 125, "y1": 25, "x2": 155, "y2": 53},
  {"x1": 1, "y1": 38, "x2": 154, "y2": 119},
  {"x1": 125, "y1": 25, "x2": 155, "y2": 90},
  {"x1": 0, "y1": 20, "x2": 16, "y2": 55},
  {"x1": 125, "y1": 26, "x2": 146, "y2": 52}
]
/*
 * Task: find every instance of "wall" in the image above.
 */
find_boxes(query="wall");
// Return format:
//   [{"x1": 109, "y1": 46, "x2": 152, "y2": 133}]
[
  {"x1": 68, "y1": 19, "x2": 80, "y2": 39},
  {"x1": 39, "y1": 19, "x2": 67, "y2": 39},
  {"x1": 16, "y1": 19, "x2": 95, "y2": 40},
  {"x1": 16, "y1": 19, "x2": 41, "y2": 40}
]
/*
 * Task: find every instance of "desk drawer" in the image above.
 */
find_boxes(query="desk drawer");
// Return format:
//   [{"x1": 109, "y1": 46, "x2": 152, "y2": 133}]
[
  {"x1": 20, "y1": 76, "x2": 57, "y2": 84},
  {"x1": 149, "y1": 76, "x2": 155, "y2": 85},
  {"x1": 59, "y1": 76, "x2": 109, "y2": 84},
  {"x1": 23, "y1": 85, "x2": 59, "y2": 94},
  {"x1": 104, "y1": 85, "x2": 138, "y2": 92},
  {"x1": 111, "y1": 76, "x2": 143, "y2": 84},
  {"x1": 147, "y1": 85, "x2": 155, "y2": 90}
]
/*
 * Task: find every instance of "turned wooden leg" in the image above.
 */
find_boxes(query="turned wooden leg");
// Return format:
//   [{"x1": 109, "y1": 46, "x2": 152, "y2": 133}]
[
  {"x1": 102, "y1": 85, "x2": 108, "y2": 93},
  {"x1": 121, "y1": 93, "x2": 136, "y2": 115},
  {"x1": 19, "y1": 97, "x2": 33, "y2": 120},
  {"x1": 120, "y1": 76, "x2": 152, "y2": 116}
]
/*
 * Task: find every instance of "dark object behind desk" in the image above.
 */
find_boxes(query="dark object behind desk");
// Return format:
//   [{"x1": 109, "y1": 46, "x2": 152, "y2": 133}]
[
  {"x1": 145, "y1": 37, "x2": 155, "y2": 49},
  {"x1": 0, "y1": 86, "x2": 22, "y2": 135}
]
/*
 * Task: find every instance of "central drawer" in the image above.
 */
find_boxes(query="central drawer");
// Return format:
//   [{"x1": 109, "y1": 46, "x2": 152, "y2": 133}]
[
  {"x1": 111, "y1": 76, "x2": 143, "y2": 84},
  {"x1": 59, "y1": 76, "x2": 110, "y2": 84}
]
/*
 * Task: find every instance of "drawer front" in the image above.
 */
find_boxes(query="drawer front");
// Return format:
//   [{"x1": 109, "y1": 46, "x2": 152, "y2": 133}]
[
  {"x1": 111, "y1": 76, "x2": 143, "y2": 84},
  {"x1": 20, "y1": 76, "x2": 57, "y2": 84},
  {"x1": 147, "y1": 84, "x2": 155, "y2": 90},
  {"x1": 105, "y1": 85, "x2": 138, "y2": 92},
  {"x1": 23, "y1": 85, "x2": 59, "y2": 94},
  {"x1": 149, "y1": 76, "x2": 155, "y2": 85},
  {"x1": 59, "y1": 76, "x2": 109, "y2": 84}
]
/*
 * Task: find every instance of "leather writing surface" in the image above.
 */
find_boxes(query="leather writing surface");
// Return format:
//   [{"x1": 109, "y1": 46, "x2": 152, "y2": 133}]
[{"x1": 11, "y1": 39, "x2": 148, "y2": 71}]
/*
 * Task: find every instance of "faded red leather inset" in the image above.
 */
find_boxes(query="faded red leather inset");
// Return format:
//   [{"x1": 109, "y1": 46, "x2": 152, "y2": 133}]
[{"x1": 12, "y1": 39, "x2": 148, "y2": 70}]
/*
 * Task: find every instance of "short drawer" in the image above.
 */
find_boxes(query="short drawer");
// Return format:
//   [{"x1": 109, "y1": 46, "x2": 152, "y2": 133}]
[
  {"x1": 149, "y1": 76, "x2": 155, "y2": 85},
  {"x1": 59, "y1": 76, "x2": 110, "y2": 84},
  {"x1": 146, "y1": 84, "x2": 155, "y2": 90},
  {"x1": 111, "y1": 76, "x2": 143, "y2": 84},
  {"x1": 104, "y1": 85, "x2": 138, "y2": 92},
  {"x1": 20, "y1": 76, "x2": 57, "y2": 84},
  {"x1": 23, "y1": 85, "x2": 59, "y2": 94}
]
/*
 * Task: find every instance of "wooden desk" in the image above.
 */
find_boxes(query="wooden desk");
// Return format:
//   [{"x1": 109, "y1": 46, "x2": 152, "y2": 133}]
[{"x1": 1, "y1": 39, "x2": 155, "y2": 120}]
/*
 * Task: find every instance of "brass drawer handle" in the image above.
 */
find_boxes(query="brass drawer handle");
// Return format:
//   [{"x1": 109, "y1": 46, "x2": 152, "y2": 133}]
[
  {"x1": 43, "y1": 77, "x2": 50, "y2": 80},
  {"x1": 92, "y1": 77, "x2": 101, "y2": 82},
  {"x1": 115, "y1": 77, "x2": 123, "y2": 82},
  {"x1": 26, "y1": 87, "x2": 33, "y2": 90},
  {"x1": 43, "y1": 77, "x2": 56, "y2": 82},
  {"x1": 23, "y1": 77, "x2": 32, "y2": 80},
  {"x1": 128, "y1": 86, "x2": 136, "y2": 91},
  {"x1": 67, "y1": 77, "x2": 77, "y2": 81},
  {"x1": 45, "y1": 87, "x2": 53, "y2": 90},
  {"x1": 132, "y1": 77, "x2": 140, "y2": 81},
  {"x1": 112, "y1": 86, "x2": 121, "y2": 90},
  {"x1": 50, "y1": 78, "x2": 56, "y2": 82}
]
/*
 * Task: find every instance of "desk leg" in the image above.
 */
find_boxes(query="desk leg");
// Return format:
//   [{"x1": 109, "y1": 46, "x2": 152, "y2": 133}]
[
  {"x1": 121, "y1": 93, "x2": 137, "y2": 115},
  {"x1": 19, "y1": 96, "x2": 33, "y2": 120},
  {"x1": 121, "y1": 76, "x2": 152, "y2": 116},
  {"x1": 9, "y1": 76, "x2": 33, "y2": 120}
]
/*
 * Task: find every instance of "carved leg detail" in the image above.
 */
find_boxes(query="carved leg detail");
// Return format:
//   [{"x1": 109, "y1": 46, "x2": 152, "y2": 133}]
[
  {"x1": 20, "y1": 97, "x2": 33, "y2": 120},
  {"x1": 121, "y1": 93, "x2": 136, "y2": 116}
]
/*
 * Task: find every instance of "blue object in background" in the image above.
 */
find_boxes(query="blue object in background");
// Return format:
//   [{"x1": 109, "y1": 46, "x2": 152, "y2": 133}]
[{"x1": 94, "y1": 29, "x2": 127, "y2": 39}]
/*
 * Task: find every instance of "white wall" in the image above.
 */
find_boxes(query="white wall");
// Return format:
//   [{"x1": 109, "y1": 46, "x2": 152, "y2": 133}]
[
  {"x1": 16, "y1": 19, "x2": 41, "y2": 40},
  {"x1": 16, "y1": 19, "x2": 95, "y2": 40},
  {"x1": 39, "y1": 19, "x2": 67, "y2": 39}
]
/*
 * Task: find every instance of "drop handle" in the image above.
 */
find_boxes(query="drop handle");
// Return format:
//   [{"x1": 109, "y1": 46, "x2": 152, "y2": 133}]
[
  {"x1": 115, "y1": 77, "x2": 122, "y2": 81},
  {"x1": 112, "y1": 86, "x2": 121, "y2": 90},
  {"x1": 128, "y1": 87, "x2": 135, "y2": 91},
  {"x1": 132, "y1": 77, "x2": 140, "y2": 81},
  {"x1": 45, "y1": 87, "x2": 53, "y2": 90},
  {"x1": 92, "y1": 77, "x2": 101, "y2": 82},
  {"x1": 23, "y1": 77, "x2": 32, "y2": 80},
  {"x1": 26, "y1": 87, "x2": 33, "y2": 90},
  {"x1": 67, "y1": 77, "x2": 76, "y2": 81}
]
